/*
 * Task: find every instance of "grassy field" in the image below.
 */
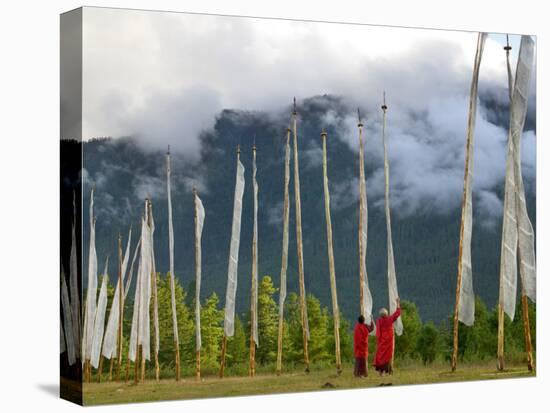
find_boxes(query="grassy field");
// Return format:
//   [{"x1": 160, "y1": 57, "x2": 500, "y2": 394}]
[{"x1": 82, "y1": 361, "x2": 535, "y2": 406}]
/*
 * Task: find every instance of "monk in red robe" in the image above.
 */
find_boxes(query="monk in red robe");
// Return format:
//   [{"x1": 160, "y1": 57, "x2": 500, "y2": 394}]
[
  {"x1": 374, "y1": 298, "x2": 401, "y2": 375},
  {"x1": 353, "y1": 315, "x2": 374, "y2": 377}
]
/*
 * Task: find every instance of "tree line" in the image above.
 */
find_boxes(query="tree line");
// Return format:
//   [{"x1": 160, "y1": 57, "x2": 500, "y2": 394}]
[{"x1": 107, "y1": 273, "x2": 535, "y2": 378}]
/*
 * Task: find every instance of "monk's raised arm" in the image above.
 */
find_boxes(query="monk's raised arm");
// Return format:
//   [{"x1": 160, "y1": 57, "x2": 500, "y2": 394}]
[{"x1": 390, "y1": 306, "x2": 401, "y2": 322}]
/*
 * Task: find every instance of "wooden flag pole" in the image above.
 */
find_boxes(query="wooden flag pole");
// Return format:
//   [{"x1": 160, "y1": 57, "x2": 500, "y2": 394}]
[
  {"x1": 147, "y1": 200, "x2": 160, "y2": 382},
  {"x1": 97, "y1": 356, "x2": 104, "y2": 383},
  {"x1": 116, "y1": 233, "x2": 124, "y2": 381},
  {"x1": 504, "y1": 36, "x2": 534, "y2": 373},
  {"x1": 194, "y1": 188, "x2": 201, "y2": 381},
  {"x1": 108, "y1": 357, "x2": 114, "y2": 381},
  {"x1": 276, "y1": 127, "x2": 292, "y2": 376},
  {"x1": 497, "y1": 35, "x2": 515, "y2": 374},
  {"x1": 125, "y1": 355, "x2": 130, "y2": 382},
  {"x1": 166, "y1": 147, "x2": 181, "y2": 382},
  {"x1": 292, "y1": 98, "x2": 310, "y2": 372},
  {"x1": 249, "y1": 337, "x2": 256, "y2": 377},
  {"x1": 321, "y1": 130, "x2": 342, "y2": 374},
  {"x1": 451, "y1": 34, "x2": 485, "y2": 372},
  {"x1": 357, "y1": 114, "x2": 366, "y2": 318},
  {"x1": 249, "y1": 143, "x2": 258, "y2": 378},
  {"x1": 219, "y1": 335, "x2": 227, "y2": 378}
]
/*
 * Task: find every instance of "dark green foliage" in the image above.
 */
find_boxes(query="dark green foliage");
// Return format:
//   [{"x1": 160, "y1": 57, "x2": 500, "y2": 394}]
[
  {"x1": 227, "y1": 315, "x2": 247, "y2": 366},
  {"x1": 198, "y1": 292, "x2": 224, "y2": 370},
  {"x1": 395, "y1": 300, "x2": 422, "y2": 360},
  {"x1": 256, "y1": 276, "x2": 279, "y2": 364},
  {"x1": 97, "y1": 272, "x2": 536, "y2": 378},
  {"x1": 417, "y1": 322, "x2": 440, "y2": 365}
]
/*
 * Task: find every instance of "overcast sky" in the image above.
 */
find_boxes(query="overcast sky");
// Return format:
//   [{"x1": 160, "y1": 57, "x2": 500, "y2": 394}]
[{"x1": 80, "y1": 7, "x2": 536, "y2": 221}]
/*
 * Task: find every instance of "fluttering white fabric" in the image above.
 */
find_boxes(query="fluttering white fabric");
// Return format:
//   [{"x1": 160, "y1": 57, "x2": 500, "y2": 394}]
[
  {"x1": 129, "y1": 204, "x2": 152, "y2": 361},
  {"x1": 149, "y1": 201, "x2": 159, "y2": 357},
  {"x1": 195, "y1": 193, "x2": 205, "y2": 350},
  {"x1": 500, "y1": 35, "x2": 536, "y2": 320},
  {"x1": 102, "y1": 228, "x2": 132, "y2": 359},
  {"x1": 90, "y1": 261, "x2": 109, "y2": 368},
  {"x1": 82, "y1": 188, "x2": 98, "y2": 363},
  {"x1": 149, "y1": 200, "x2": 160, "y2": 355},
  {"x1": 382, "y1": 105, "x2": 403, "y2": 336},
  {"x1": 223, "y1": 158, "x2": 245, "y2": 337},
  {"x1": 292, "y1": 116, "x2": 310, "y2": 340},
  {"x1": 128, "y1": 259, "x2": 141, "y2": 362},
  {"x1": 458, "y1": 33, "x2": 487, "y2": 326},
  {"x1": 125, "y1": 238, "x2": 141, "y2": 298},
  {"x1": 251, "y1": 149, "x2": 259, "y2": 346},
  {"x1": 61, "y1": 266, "x2": 76, "y2": 365},
  {"x1": 278, "y1": 133, "x2": 291, "y2": 331},
  {"x1": 166, "y1": 151, "x2": 180, "y2": 348},
  {"x1": 69, "y1": 194, "x2": 81, "y2": 358},
  {"x1": 138, "y1": 208, "x2": 152, "y2": 361},
  {"x1": 358, "y1": 124, "x2": 374, "y2": 327}
]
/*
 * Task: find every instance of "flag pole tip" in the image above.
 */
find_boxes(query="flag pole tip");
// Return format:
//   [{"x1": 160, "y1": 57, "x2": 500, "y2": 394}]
[{"x1": 321, "y1": 128, "x2": 327, "y2": 137}]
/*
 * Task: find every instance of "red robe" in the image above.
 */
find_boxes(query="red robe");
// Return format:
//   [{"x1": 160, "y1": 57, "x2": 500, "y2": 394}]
[
  {"x1": 354, "y1": 322, "x2": 374, "y2": 358},
  {"x1": 374, "y1": 307, "x2": 401, "y2": 369}
]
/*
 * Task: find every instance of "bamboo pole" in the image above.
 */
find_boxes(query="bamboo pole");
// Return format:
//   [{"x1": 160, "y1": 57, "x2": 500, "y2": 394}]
[
  {"x1": 125, "y1": 355, "x2": 130, "y2": 382},
  {"x1": 249, "y1": 338, "x2": 256, "y2": 377},
  {"x1": 148, "y1": 200, "x2": 160, "y2": 382},
  {"x1": 521, "y1": 293, "x2": 534, "y2": 371},
  {"x1": 249, "y1": 144, "x2": 258, "y2": 377},
  {"x1": 196, "y1": 350, "x2": 201, "y2": 380},
  {"x1": 357, "y1": 115, "x2": 366, "y2": 318},
  {"x1": 497, "y1": 303, "x2": 505, "y2": 371},
  {"x1": 276, "y1": 128, "x2": 291, "y2": 376},
  {"x1": 194, "y1": 188, "x2": 201, "y2": 381},
  {"x1": 108, "y1": 356, "x2": 114, "y2": 381},
  {"x1": 116, "y1": 234, "x2": 124, "y2": 381},
  {"x1": 166, "y1": 147, "x2": 181, "y2": 381},
  {"x1": 497, "y1": 35, "x2": 515, "y2": 374},
  {"x1": 292, "y1": 98, "x2": 310, "y2": 372},
  {"x1": 381, "y1": 93, "x2": 398, "y2": 374},
  {"x1": 451, "y1": 34, "x2": 485, "y2": 372},
  {"x1": 504, "y1": 35, "x2": 534, "y2": 373},
  {"x1": 321, "y1": 130, "x2": 342, "y2": 374},
  {"x1": 134, "y1": 345, "x2": 140, "y2": 384},
  {"x1": 97, "y1": 355, "x2": 104, "y2": 383},
  {"x1": 219, "y1": 335, "x2": 227, "y2": 378}
]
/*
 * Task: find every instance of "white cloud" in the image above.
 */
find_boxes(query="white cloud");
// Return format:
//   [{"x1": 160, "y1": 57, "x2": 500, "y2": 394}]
[{"x1": 78, "y1": 8, "x2": 536, "y2": 220}]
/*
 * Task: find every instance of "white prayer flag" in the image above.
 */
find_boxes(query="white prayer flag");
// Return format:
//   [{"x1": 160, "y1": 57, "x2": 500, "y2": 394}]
[
  {"x1": 223, "y1": 157, "x2": 245, "y2": 337},
  {"x1": 102, "y1": 228, "x2": 132, "y2": 359},
  {"x1": 195, "y1": 193, "x2": 205, "y2": 350},
  {"x1": 82, "y1": 187, "x2": 98, "y2": 362},
  {"x1": 500, "y1": 35, "x2": 536, "y2": 320},
  {"x1": 358, "y1": 123, "x2": 374, "y2": 326},
  {"x1": 69, "y1": 193, "x2": 81, "y2": 358},
  {"x1": 251, "y1": 149, "x2": 259, "y2": 346},
  {"x1": 166, "y1": 151, "x2": 180, "y2": 348},
  {"x1": 91, "y1": 261, "x2": 109, "y2": 368},
  {"x1": 382, "y1": 99, "x2": 403, "y2": 336},
  {"x1": 61, "y1": 266, "x2": 76, "y2": 365},
  {"x1": 458, "y1": 33, "x2": 487, "y2": 326}
]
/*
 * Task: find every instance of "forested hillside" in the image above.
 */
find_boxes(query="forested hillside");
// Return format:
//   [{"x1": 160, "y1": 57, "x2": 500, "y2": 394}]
[{"x1": 80, "y1": 95, "x2": 536, "y2": 324}]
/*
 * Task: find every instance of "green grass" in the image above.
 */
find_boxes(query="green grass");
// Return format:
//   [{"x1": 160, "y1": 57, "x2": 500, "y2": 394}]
[{"x1": 82, "y1": 361, "x2": 535, "y2": 406}]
